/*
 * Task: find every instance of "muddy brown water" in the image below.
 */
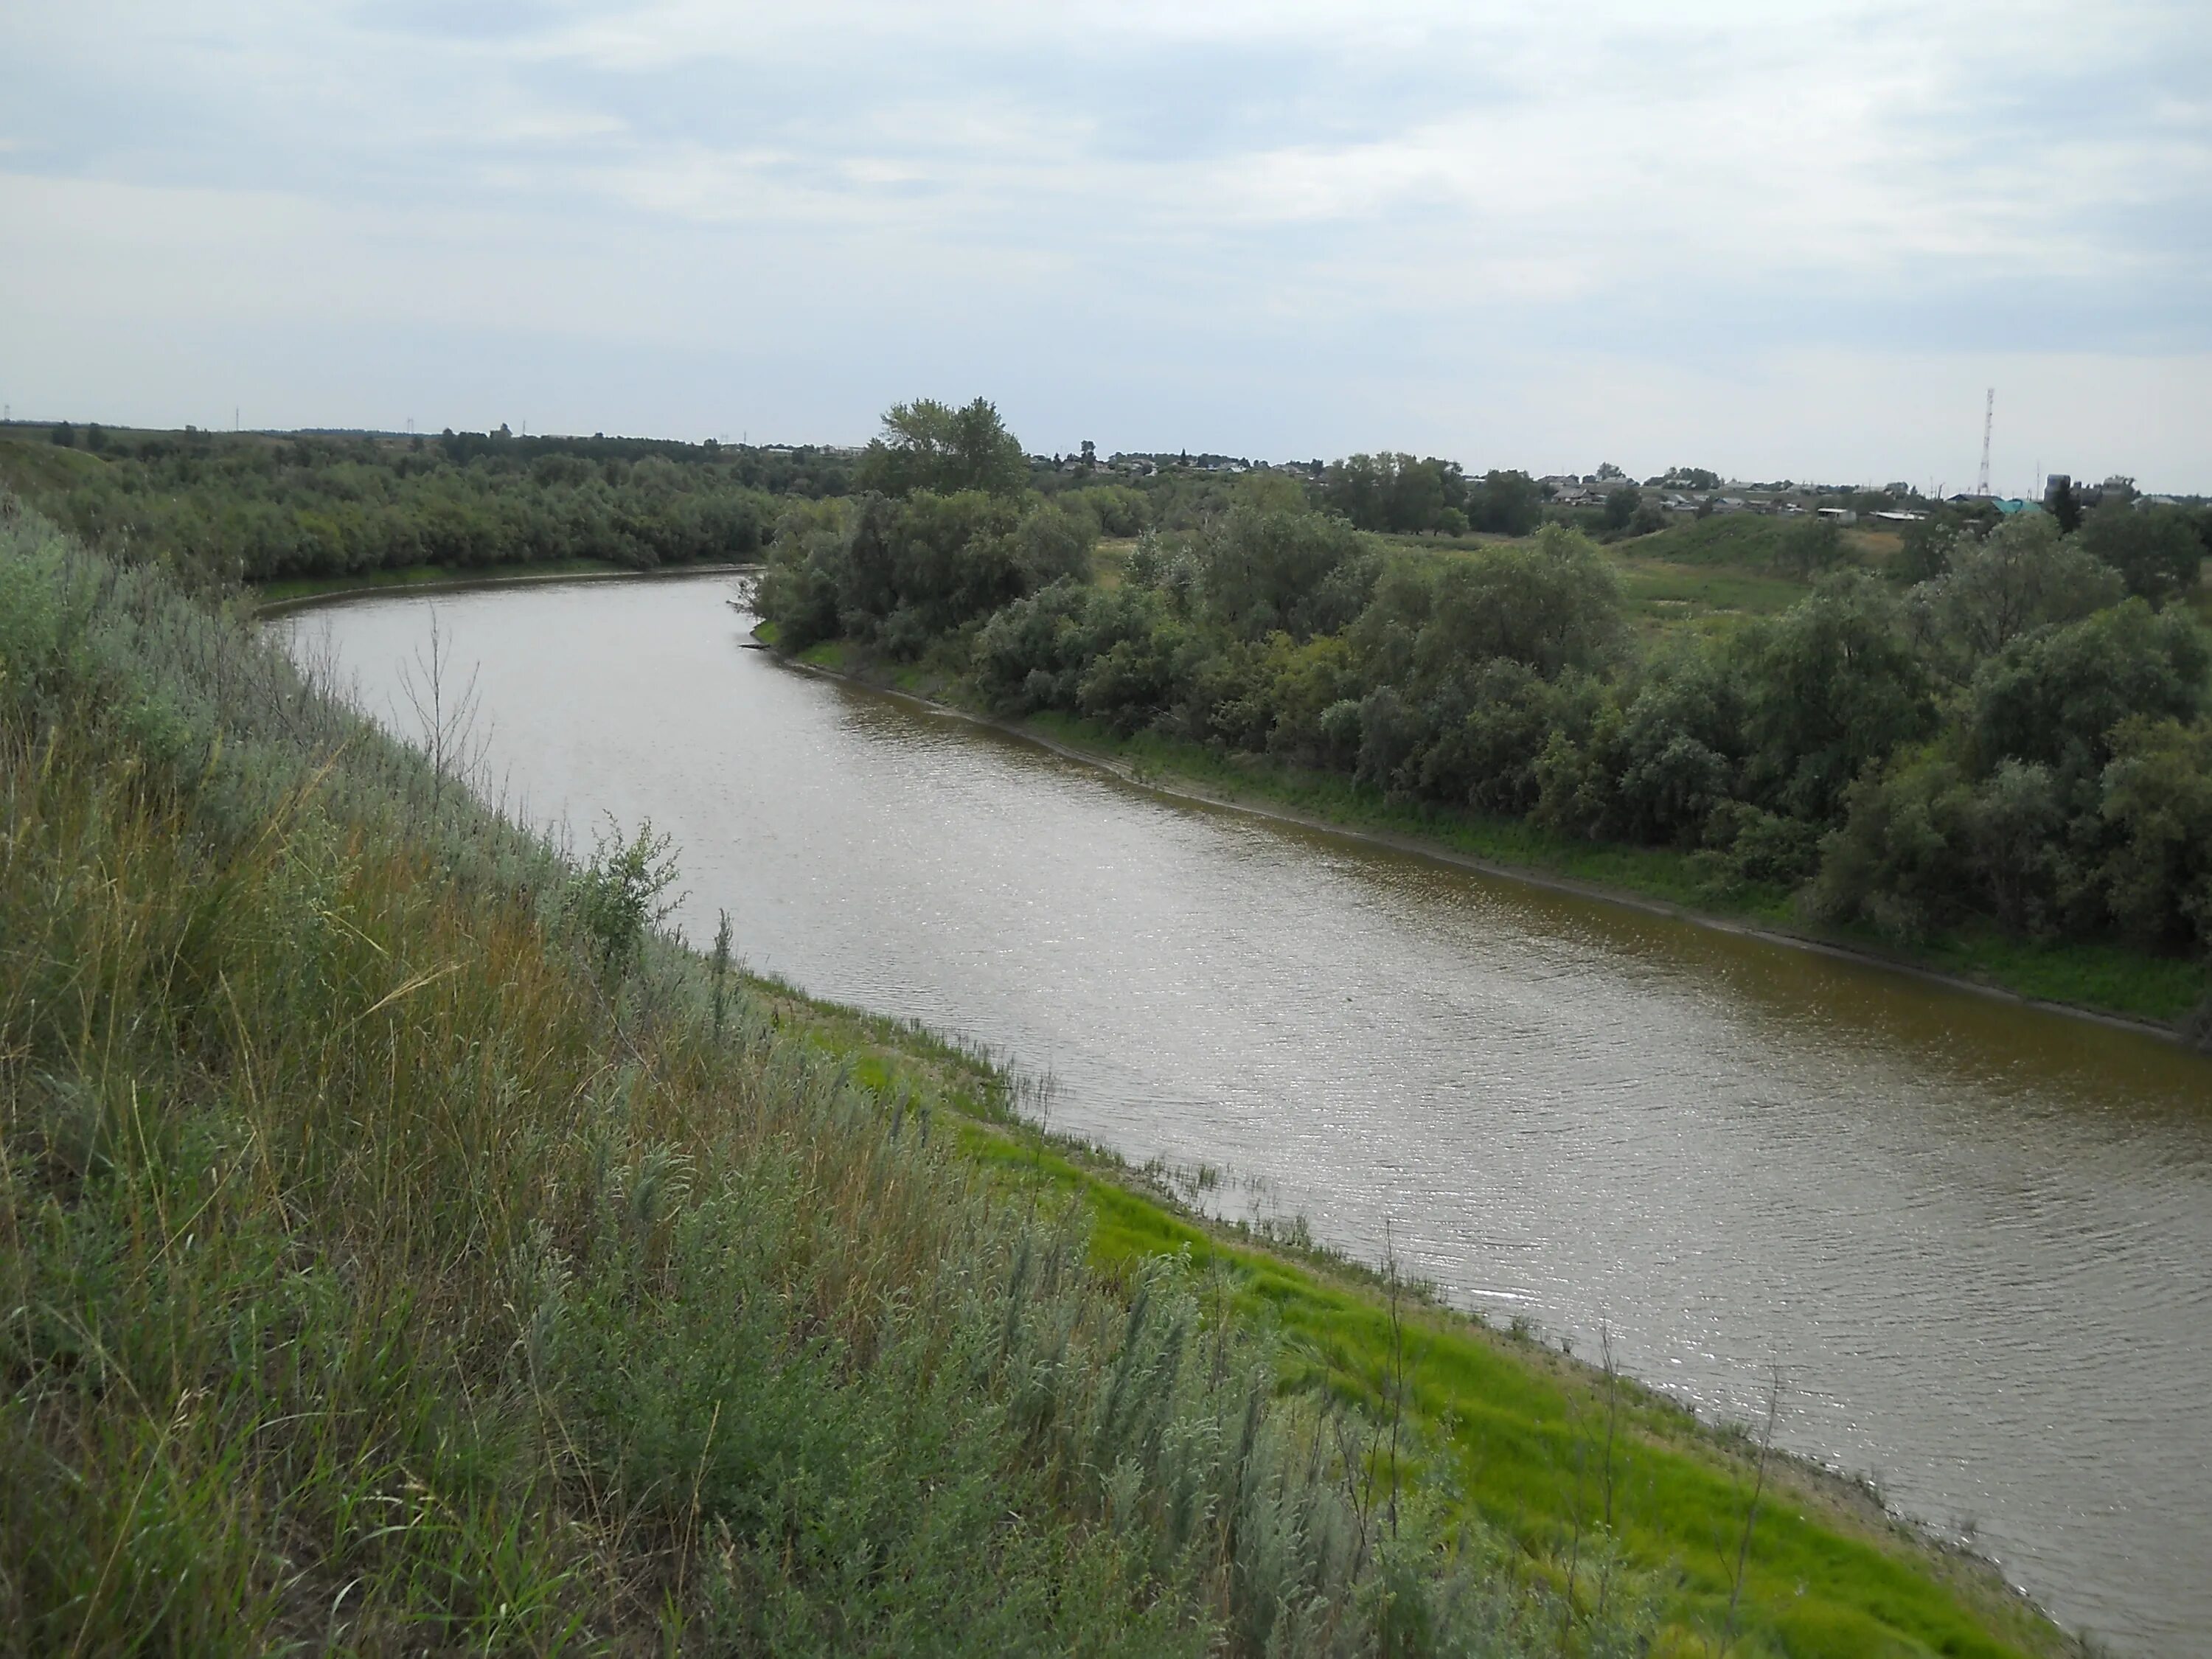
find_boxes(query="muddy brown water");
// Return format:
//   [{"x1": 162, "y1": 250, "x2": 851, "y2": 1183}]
[{"x1": 281, "y1": 573, "x2": 2212, "y2": 1654}]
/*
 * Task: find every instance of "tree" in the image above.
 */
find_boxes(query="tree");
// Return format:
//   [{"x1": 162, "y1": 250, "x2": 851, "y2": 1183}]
[
  {"x1": 855, "y1": 397, "x2": 1027, "y2": 499},
  {"x1": 49, "y1": 422, "x2": 74, "y2": 448},
  {"x1": 1608, "y1": 647, "x2": 1750, "y2": 845},
  {"x1": 1404, "y1": 526, "x2": 1627, "y2": 682},
  {"x1": 1775, "y1": 520, "x2": 1847, "y2": 582},
  {"x1": 1908, "y1": 512, "x2": 2121, "y2": 668},
  {"x1": 1196, "y1": 504, "x2": 1374, "y2": 641},
  {"x1": 1602, "y1": 487, "x2": 1638, "y2": 532},
  {"x1": 1896, "y1": 515, "x2": 1959, "y2": 585},
  {"x1": 2079, "y1": 501, "x2": 2205, "y2": 604},
  {"x1": 1737, "y1": 573, "x2": 1933, "y2": 823},
  {"x1": 1963, "y1": 599, "x2": 2210, "y2": 787},
  {"x1": 2098, "y1": 716, "x2": 2212, "y2": 948},
  {"x1": 1468, "y1": 470, "x2": 1541, "y2": 538},
  {"x1": 1318, "y1": 453, "x2": 1455, "y2": 535},
  {"x1": 1015, "y1": 500, "x2": 1097, "y2": 591}
]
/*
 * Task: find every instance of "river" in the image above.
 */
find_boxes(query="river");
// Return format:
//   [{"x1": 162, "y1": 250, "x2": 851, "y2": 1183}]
[{"x1": 279, "y1": 572, "x2": 2212, "y2": 1655}]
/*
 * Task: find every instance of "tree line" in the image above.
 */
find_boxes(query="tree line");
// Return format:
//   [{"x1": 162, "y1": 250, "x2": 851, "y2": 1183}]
[
  {"x1": 0, "y1": 424, "x2": 856, "y2": 582},
  {"x1": 759, "y1": 401, "x2": 2212, "y2": 973}
]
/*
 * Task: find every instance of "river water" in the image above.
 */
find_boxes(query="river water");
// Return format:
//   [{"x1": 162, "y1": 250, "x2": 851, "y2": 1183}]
[{"x1": 281, "y1": 573, "x2": 2212, "y2": 1654}]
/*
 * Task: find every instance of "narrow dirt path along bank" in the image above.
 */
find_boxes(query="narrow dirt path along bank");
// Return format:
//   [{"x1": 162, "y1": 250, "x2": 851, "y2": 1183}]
[{"x1": 285, "y1": 572, "x2": 2212, "y2": 1652}]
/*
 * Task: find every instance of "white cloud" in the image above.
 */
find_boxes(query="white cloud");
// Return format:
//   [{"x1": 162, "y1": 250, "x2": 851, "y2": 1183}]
[{"x1": 1, "y1": 0, "x2": 2205, "y2": 481}]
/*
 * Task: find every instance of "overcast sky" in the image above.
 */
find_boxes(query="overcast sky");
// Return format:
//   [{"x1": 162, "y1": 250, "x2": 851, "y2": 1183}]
[{"x1": 2, "y1": 1, "x2": 2205, "y2": 488}]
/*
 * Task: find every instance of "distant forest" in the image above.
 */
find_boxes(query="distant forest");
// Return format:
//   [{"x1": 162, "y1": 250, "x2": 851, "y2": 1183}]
[{"x1": 0, "y1": 422, "x2": 855, "y2": 582}]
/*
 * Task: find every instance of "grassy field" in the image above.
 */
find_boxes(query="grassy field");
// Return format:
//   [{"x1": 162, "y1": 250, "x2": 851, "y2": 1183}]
[
  {"x1": 1613, "y1": 556, "x2": 1809, "y2": 636},
  {"x1": 1366, "y1": 519, "x2": 1825, "y2": 639},
  {"x1": 1619, "y1": 516, "x2": 1790, "y2": 568}
]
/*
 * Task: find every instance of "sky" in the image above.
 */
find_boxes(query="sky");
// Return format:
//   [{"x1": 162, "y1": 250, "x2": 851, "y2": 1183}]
[{"x1": 1, "y1": 1, "x2": 2207, "y2": 490}]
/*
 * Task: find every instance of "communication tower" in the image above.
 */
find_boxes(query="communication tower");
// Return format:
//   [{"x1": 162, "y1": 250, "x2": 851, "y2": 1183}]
[{"x1": 1976, "y1": 388, "x2": 1993, "y2": 497}]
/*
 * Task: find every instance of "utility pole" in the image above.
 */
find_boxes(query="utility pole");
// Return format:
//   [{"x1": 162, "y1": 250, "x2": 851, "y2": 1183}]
[{"x1": 1976, "y1": 388, "x2": 1993, "y2": 498}]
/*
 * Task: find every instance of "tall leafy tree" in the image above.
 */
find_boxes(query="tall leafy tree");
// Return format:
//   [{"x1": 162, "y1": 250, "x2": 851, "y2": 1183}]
[
  {"x1": 1737, "y1": 572, "x2": 1933, "y2": 822},
  {"x1": 2079, "y1": 501, "x2": 2205, "y2": 604},
  {"x1": 855, "y1": 397, "x2": 1028, "y2": 499}
]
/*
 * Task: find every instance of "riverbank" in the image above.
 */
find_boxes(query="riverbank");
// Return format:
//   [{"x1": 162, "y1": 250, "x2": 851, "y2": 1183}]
[
  {"x1": 754, "y1": 980, "x2": 2076, "y2": 1659},
  {"x1": 767, "y1": 631, "x2": 2210, "y2": 1043}
]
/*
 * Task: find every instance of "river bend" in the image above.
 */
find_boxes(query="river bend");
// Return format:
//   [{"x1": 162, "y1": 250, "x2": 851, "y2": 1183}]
[{"x1": 281, "y1": 574, "x2": 2212, "y2": 1654}]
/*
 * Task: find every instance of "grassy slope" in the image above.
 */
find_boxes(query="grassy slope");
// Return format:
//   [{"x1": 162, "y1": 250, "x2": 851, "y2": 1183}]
[
  {"x1": 0, "y1": 434, "x2": 115, "y2": 493},
  {"x1": 772, "y1": 992, "x2": 2069, "y2": 1659},
  {"x1": 1, "y1": 531, "x2": 1302, "y2": 1656},
  {"x1": 1621, "y1": 516, "x2": 1791, "y2": 568}
]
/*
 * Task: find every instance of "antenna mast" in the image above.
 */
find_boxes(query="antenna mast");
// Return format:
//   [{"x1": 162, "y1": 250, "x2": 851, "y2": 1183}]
[{"x1": 1976, "y1": 387, "x2": 1993, "y2": 497}]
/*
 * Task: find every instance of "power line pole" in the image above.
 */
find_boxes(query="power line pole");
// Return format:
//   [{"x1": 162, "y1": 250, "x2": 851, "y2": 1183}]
[{"x1": 1976, "y1": 388, "x2": 1993, "y2": 498}]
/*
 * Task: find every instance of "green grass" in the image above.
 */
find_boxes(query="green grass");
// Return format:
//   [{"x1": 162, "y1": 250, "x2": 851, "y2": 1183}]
[
  {"x1": 953, "y1": 1136, "x2": 2067, "y2": 1659},
  {"x1": 1367, "y1": 520, "x2": 1813, "y2": 642},
  {"x1": 1908, "y1": 927, "x2": 2209, "y2": 1025},
  {"x1": 0, "y1": 434, "x2": 116, "y2": 493},
  {"x1": 736, "y1": 986, "x2": 2070, "y2": 1658},
  {"x1": 1613, "y1": 557, "x2": 1809, "y2": 634},
  {"x1": 1624, "y1": 515, "x2": 1792, "y2": 568}
]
